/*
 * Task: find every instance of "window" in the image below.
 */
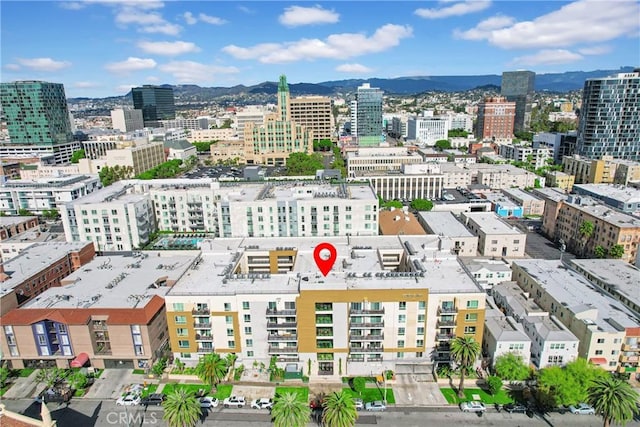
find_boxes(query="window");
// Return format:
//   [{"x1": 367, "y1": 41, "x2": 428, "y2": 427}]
[
  {"x1": 398, "y1": 327, "x2": 405, "y2": 336},
  {"x1": 247, "y1": 351, "x2": 254, "y2": 357},
  {"x1": 224, "y1": 303, "x2": 231, "y2": 311},
  {"x1": 58, "y1": 324, "x2": 67, "y2": 334},
  {"x1": 399, "y1": 302, "x2": 406, "y2": 310},
  {"x1": 174, "y1": 316, "x2": 187, "y2": 324},
  {"x1": 595, "y1": 350, "x2": 603, "y2": 355},
  {"x1": 417, "y1": 327, "x2": 425, "y2": 335},
  {"x1": 244, "y1": 327, "x2": 252, "y2": 334},
  {"x1": 416, "y1": 339, "x2": 424, "y2": 347},
  {"x1": 597, "y1": 338, "x2": 605, "y2": 344},
  {"x1": 172, "y1": 303, "x2": 184, "y2": 311},
  {"x1": 180, "y1": 353, "x2": 191, "y2": 359},
  {"x1": 417, "y1": 314, "x2": 425, "y2": 323},
  {"x1": 466, "y1": 300, "x2": 479, "y2": 309},
  {"x1": 397, "y1": 340, "x2": 405, "y2": 348},
  {"x1": 418, "y1": 301, "x2": 426, "y2": 310},
  {"x1": 244, "y1": 314, "x2": 251, "y2": 323},
  {"x1": 398, "y1": 315, "x2": 406, "y2": 323},
  {"x1": 225, "y1": 316, "x2": 233, "y2": 324},
  {"x1": 176, "y1": 328, "x2": 188, "y2": 336},
  {"x1": 397, "y1": 352, "x2": 404, "y2": 358},
  {"x1": 465, "y1": 313, "x2": 478, "y2": 322},
  {"x1": 416, "y1": 352, "x2": 423, "y2": 358},
  {"x1": 227, "y1": 329, "x2": 234, "y2": 337},
  {"x1": 178, "y1": 340, "x2": 189, "y2": 348},
  {"x1": 464, "y1": 326, "x2": 476, "y2": 334},
  {"x1": 228, "y1": 340, "x2": 235, "y2": 348},
  {"x1": 285, "y1": 301, "x2": 296, "y2": 310},
  {"x1": 608, "y1": 361, "x2": 617, "y2": 367},
  {"x1": 242, "y1": 301, "x2": 250, "y2": 310},
  {"x1": 246, "y1": 339, "x2": 253, "y2": 347}
]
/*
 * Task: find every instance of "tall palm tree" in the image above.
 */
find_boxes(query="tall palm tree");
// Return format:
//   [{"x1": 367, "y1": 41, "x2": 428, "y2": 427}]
[
  {"x1": 587, "y1": 376, "x2": 639, "y2": 427},
  {"x1": 225, "y1": 353, "x2": 238, "y2": 380},
  {"x1": 195, "y1": 353, "x2": 227, "y2": 387},
  {"x1": 162, "y1": 389, "x2": 201, "y2": 427},
  {"x1": 322, "y1": 389, "x2": 358, "y2": 427},
  {"x1": 271, "y1": 392, "x2": 311, "y2": 427},
  {"x1": 450, "y1": 336, "x2": 480, "y2": 398}
]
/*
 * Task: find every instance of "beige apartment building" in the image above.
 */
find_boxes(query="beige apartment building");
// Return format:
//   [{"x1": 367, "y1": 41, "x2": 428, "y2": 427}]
[
  {"x1": 188, "y1": 128, "x2": 237, "y2": 142},
  {"x1": 461, "y1": 212, "x2": 526, "y2": 257},
  {"x1": 290, "y1": 96, "x2": 335, "y2": 142},
  {"x1": 79, "y1": 140, "x2": 165, "y2": 176},
  {"x1": 562, "y1": 155, "x2": 617, "y2": 184},
  {"x1": 545, "y1": 171, "x2": 575, "y2": 192}
]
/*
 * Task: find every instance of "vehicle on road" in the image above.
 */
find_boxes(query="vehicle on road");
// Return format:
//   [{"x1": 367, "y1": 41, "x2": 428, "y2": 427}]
[
  {"x1": 116, "y1": 393, "x2": 141, "y2": 406},
  {"x1": 199, "y1": 397, "x2": 219, "y2": 409},
  {"x1": 365, "y1": 401, "x2": 386, "y2": 412},
  {"x1": 569, "y1": 403, "x2": 595, "y2": 415},
  {"x1": 353, "y1": 398, "x2": 364, "y2": 411},
  {"x1": 460, "y1": 401, "x2": 487, "y2": 413},
  {"x1": 504, "y1": 403, "x2": 528, "y2": 413},
  {"x1": 251, "y1": 398, "x2": 273, "y2": 410},
  {"x1": 223, "y1": 396, "x2": 246, "y2": 408},
  {"x1": 141, "y1": 393, "x2": 166, "y2": 406}
]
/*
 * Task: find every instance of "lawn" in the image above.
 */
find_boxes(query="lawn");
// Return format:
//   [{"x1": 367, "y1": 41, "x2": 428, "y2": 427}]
[
  {"x1": 17, "y1": 368, "x2": 35, "y2": 378},
  {"x1": 440, "y1": 387, "x2": 514, "y2": 405},
  {"x1": 343, "y1": 387, "x2": 396, "y2": 404},
  {"x1": 161, "y1": 383, "x2": 232, "y2": 400},
  {"x1": 132, "y1": 369, "x2": 146, "y2": 375},
  {"x1": 0, "y1": 383, "x2": 12, "y2": 396},
  {"x1": 275, "y1": 386, "x2": 309, "y2": 403},
  {"x1": 140, "y1": 384, "x2": 158, "y2": 398}
]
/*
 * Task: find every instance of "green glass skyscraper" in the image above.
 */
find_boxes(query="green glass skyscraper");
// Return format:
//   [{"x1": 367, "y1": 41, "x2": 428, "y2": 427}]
[
  {"x1": 351, "y1": 83, "x2": 384, "y2": 146},
  {"x1": 131, "y1": 85, "x2": 176, "y2": 128},
  {"x1": 0, "y1": 81, "x2": 74, "y2": 145}
]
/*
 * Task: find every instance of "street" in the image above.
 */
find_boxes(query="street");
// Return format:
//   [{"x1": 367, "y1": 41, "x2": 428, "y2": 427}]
[{"x1": 2, "y1": 398, "x2": 638, "y2": 427}]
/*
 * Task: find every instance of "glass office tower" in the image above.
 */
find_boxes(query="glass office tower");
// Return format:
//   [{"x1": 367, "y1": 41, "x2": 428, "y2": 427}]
[
  {"x1": 501, "y1": 71, "x2": 535, "y2": 133},
  {"x1": 132, "y1": 85, "x2": 176, "y2": 128}
]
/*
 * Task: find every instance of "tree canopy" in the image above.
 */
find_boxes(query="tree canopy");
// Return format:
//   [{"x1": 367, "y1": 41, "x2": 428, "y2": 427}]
[
  {"x1": 136, "y1": 159, "x2": 184, "y2": 180},
  {"x1": 587, "y1": 375, "x2": 639, "y2": 427},
  {"x1": 70, "y1": 149, "x2": 86, "y2": 164},
  {"x1": 494, "y1": 352, "x2": 530, "y2": 381},
  {"x1": 608, "y1": 244, "x2": 624, "y2": 259},
  {"x1": 286, "y1": 152, "x2": 324, "y2": 176},
  {"x1": 448, "y1": 129, "x2": 469, "y2": 138},
  {"x1": 98, "y1": 165, "x2": 134, "y2": 186},
  {"x1": 410, "y1": 199, "x2": 433, "y2": 211},
  {"x1": 191, "y1": 141, "x2": 217, "y2": 152},
  {"x1": 536, "y1": 358, "x2": 609, "y2": 407},
  {"x1": 435, "y1": 140, "x2": 452, "y2": 151},
  {"x1": 313, "y1": 139, "x2": 333, "y2": 151}
]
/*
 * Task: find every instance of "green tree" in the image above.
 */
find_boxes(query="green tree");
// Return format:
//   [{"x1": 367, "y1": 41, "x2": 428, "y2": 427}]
[
  {"x1": 493, "y1": 352, "x2": 530, "y2": 381},
  {"x1": 579, "y1": 220, "x2": 595, "y2": 239},
  {"x1": 350, "y1": 377, "x2": 366, "y2": 396},
  {"x1": 18, "y1": 209, "x2": 33, "y2": 216},
  {"x1": 192, "y1": 141, "x2": 217, "y2": 152},
  {"x1": 195, "y1": 353, "x2": 227, "y2": 386},
  {"x1": 0, "y1": 367, "x2": 9, "y2": 388},
  {"x1": 225, "y1": 353, "x2": 238, "y2": 380},
  {"x1": 98, "y1": 165, "x2": 134, "y2": 186},
  {"x1": 152, "y1": 357, "x2": 167, "y2": 377},
  {"x1": 448, "y1": 129, "x2": 469, "y2": 138},
  {"x1": 537, "y1": 358, "x2": 608, "y2": 407},
  {"x1": 271, "y1": 392, "x2": 311, "y2": 427},
  {"x1": 594, "y1": 245, "x2": 607, "y2": 258},
  {"x1": 486, "y1": 375, "x2": 503, "y2": 395},
  {"x1": 162, "y1": 389, "x2": 201, "y2": 427},
  {"x1": 450, "y1": 336, "x2": 480, "y2": 398},
  {"x1": 608, "y1": 244, "x2": 625, "y2": 259},
  {"x1": 285, "y1": 152, "x2": 324, "y2": 176},
  {"x1": 587, "y1": 376, "x2": 640, "y2": 427},
  {"x1": 323, "y1": 389, "x2": 358, "y2": 427},
  {"x1": 410, "y1": 198, "x2": 433, "y2": 211},
  {"x1": 35, "y1": 368, "x2": 68, "y2": 388},
  {"x1": 435, "y1": 139, "x2": 452, "y2": 151},
  {"x1": 41, "y1": 209, "x2": 59, "y2": 220},
  {"x1": 70, "y1": 149, "x2": 86, "y2": 164},
  {"x1": 67, "y1": 370, "x2": 88, "y2": 390},
  {"x1": 313, "y1": 139, "x2": 333, "y2": 152}
]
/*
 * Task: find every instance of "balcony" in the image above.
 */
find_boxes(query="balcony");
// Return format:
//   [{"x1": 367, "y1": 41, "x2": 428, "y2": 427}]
[
  {"x1": 349, "y1": 308, "x2": 385, "y2": 315},
  {"x1": 318, "y1": 369, "x2": 334, "y2": 376},
  {"x1": 620, "y1": 355, "x2": 639, "y2": 363},
  {"x1": 437, "y1": 319, "x2": 456, "y2": 327},
  {"x1": 92, "y1": 323, "x2": 108, "y2": 331},
  {"x1": 197, "y1": 347, "x2": 214, "y2": 353},
  {"x1": 195, "y1": 334, "x2": 213, "y2": 341},
  {"x1": 349, "y1": 322, "x2": 384, "y2": 328},
  {"x1": 347, "y1": 357, "x2": 365, "y2": 363},
  {"x1": 367, "y1": 356, "x2": 383, "y2": 362},
  {"x1": 438, "y1": 306, "x2": 457, "y2": 314},
  {"x1": 349, "y1": 346, "x2": 384, "y2": 353},
  {"x1": 266, "y1": 308, "x2": 296, "y2": 316},
  {"x1": 622, "y1": 344, "x2": 640, "y2": 352},
  {"x1": 192, "y1": 308, "x2": 210, "y2": 315},
  {"x1": 268, "y1": 346, "x2": 298, "y2": 353},
  {"x1": 349, "y1": 334, "x2": 384, "y2": 341},
  {"x1": 268, "y1": 334, "x2": 298, "y2": 341},
  {"x1": 436, "y1": 333, "x2": 455, "y2": 341},
  {"x1": 267, "y1": 322, "x2": 297, "y2": 329},
  {"x1": 194, "y1": 322, "x2": 211, "y2": 329}
]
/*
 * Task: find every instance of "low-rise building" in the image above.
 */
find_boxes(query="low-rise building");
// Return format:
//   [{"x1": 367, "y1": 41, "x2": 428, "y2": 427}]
[
  {"x1": 79, "y1": 140, "x2": 165, "y2": 176},
  {"x1": 188, "y1": 128, "x2": 238, "y2": 143},
  {"x1": 499, "y1": 144, "x2": 552, "y2": 169},
  {"x1": 545, "y1": 171, "x2": 574, "y2": 192},
  {"x1": 482, "y1": 192, "x2": 523, "y2": 218},
  {"x1": 378, "y1": 209, "x2": 426, "y2": 235},
  {"x1": 417, "y1": 211, "x2": 478, "y2": 256},
  {"x1": 460, "y1": 258, "x2": 512, "y2": 291},
  {"x1": 164, "y1": 140, "x2": 197, "y2": 161},
  {"x1": 461, "y1": 212, "x2": 526, "y2": 257},
  {"x1": 483, "y1": 309, "x2": 531, "y2": 367},
  {"x1": 0, "y1": 228, "x2": 67, "y2": 262},
  {"x1": 431, "y1": 188, "x2": 492, "y2": 215},
  {"x1": 521, "y1": 315, "x2": 579, "y2": 369},
  {"x1": 0, "y1": 216, "x2": 39, "y2": 241},
  {"x1": 501, "y1": 188, "x2": 545, "y2": 217}
]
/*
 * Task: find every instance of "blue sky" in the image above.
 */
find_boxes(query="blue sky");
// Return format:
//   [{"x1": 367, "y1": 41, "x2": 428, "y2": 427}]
[{"x1": 2, "y1": 0, "x2": 639, "y2": 97}]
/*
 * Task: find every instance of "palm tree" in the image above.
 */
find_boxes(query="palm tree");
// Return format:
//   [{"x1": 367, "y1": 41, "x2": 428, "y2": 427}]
[
  {"x1": 225, "y1": 353, "x2": 238, "y2": 380},
  {"x1": 322, "y1": 389, "x2": 358, "y2": 427},
  {"x1": 195, "y1": 353, "x2": 227, "y2": 387},
  {"x1": 162, "y1": 389, "x2": 201, "y2": 427},
  {"x1": 450, "y1": 336, "x2": 480, "y2": 398},
  {"x1": 579, "y1": 220, "x2": 595, "y2": 256},
  {"x1": 587, "y1": 376, "x2": 639, "y2": 427},
  {"x1": 271, "y1": 392, "x2": 311, "y2": 427}
]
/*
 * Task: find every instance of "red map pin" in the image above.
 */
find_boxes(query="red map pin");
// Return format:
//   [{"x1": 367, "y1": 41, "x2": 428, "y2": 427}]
[{"x1": 313, "y1": 243, "x2": 337, "y2": 277}]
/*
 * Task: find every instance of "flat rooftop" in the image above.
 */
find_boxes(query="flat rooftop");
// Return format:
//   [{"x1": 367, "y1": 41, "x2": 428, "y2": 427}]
[
  {"x1": 1, "y1": 175, "x2": 98, "y2": 189},
  {"x1": 464, "y1": 212, "x2": 523, "y2": 235},
  {"x1": 502, "y1": 188, "x2": 542, "y2": 202},
  {"x1": 574, "y1": 184, "x2": 640, "y2": 204},
  {"x1": 532, "y1": 187, "x2": 568, "y2": 202},
  {"x1": 0, "y1": 242, "x2": 91, "y2": 296},
  {"x1": 23, "y1": 252, "x2": 195, "y2": 309},
  {"x1": 569, "y1": 259, "x2": 640, "y2": 311},
  {"x1": 514, "y1": 259, "x2": 640, "y2": 331},
  {"x1": 170, "y1": 235, "x2": 482, "y2": 296},
  {"x1": 461, "y1": 258, "x2": 512, "y2": 274},
  {"x1": 492, "y1": 281, "x2": 548, "y2": 316},
  {"x1": 418, "y1": 211, "x2": 474, "y2": 237},
  {"x1": 565, "y1": 196, "x2": 640, "y2": 228},
  {"x1": 523, "y1": 315, "x2": 579, "y2": 341}
]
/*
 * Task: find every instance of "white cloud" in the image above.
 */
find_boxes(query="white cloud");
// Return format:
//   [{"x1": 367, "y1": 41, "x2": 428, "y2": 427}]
[
  {"x1": 335, "y1": 63, "x2": 373, "y2": 73},
  {"x1": 183, "y1": 11, "x2": 197, "y2": 25},
  {"x1": 237, "y1": 5, "x2": 255, "y2": 14},
  {"x1": 279, "y1": 5, "x2": 339, "y2": 27},
  {"x1": 74, "y1": 81, "x2": 101, "y2": 88},
  {"x1": 115, "y1": 7, "x2": 165, "y2": 25},
  {"x1": 578, "y1": 45, "x2": 612, "y2": 55},
  {"x1": 137, "y1": 40, "x2": 200, "y2": 55},
  {"x1": 415, "y1": 0, "x2": 491, "y2": 19},
  {"x1": 198, "y1": 13, "x2": 226, "y2": 25},
  {"x1": 115, "y1": 83, "x2": 137, "y2": 94},
  {"x1": 4, "y1": 64, "x2": 21, "y2": 71},
  {"x1": 456, "y1": 0, "x2": 640, "y2": 49},
  {"x1": 105, "y1": 57, "x2": 157, "y2": 73},
  {"x1": 139, "y1": 23, "x2": 182, "y2": 35},
  {"x1": 16, "y1": 57, "x2": 71, "y2": 72},
  {"x1": 510, "y1": 49, "x2": 583, "y2": 66},
  {"x1": 158, "y1": 61, "x2": 239, "y2": 84},
  {"x1": 110, "y1": 3, "x2": 182, "y2": 35},
  {"x1": 223, "y1": 24, "x2": 413, "y2": 64},
  {"x1": 59, "y1": 2, "x2": 86, "y2": 10},
  {"x1": 454, "y1": 14, "x2": 515, "y2": 40}
]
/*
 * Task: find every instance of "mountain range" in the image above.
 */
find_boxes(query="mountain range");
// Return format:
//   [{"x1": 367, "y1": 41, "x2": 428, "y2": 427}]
[{"x1": 71, "y1": 67, "x2": 636, "y2": 103}]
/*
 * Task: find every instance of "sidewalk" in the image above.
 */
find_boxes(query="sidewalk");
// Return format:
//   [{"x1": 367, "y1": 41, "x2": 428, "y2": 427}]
[{"x1": 3, "y1": 369, "x2": 42, "y2": 399}]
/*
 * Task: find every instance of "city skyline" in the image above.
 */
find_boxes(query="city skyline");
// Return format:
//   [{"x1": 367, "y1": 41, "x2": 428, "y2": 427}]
[{"x1": 2, "y1": 0, "x2": 639, "y2": 98}]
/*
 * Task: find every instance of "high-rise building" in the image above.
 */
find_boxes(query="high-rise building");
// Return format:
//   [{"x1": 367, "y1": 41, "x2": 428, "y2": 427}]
[
  {"x1": 351, "y1": 83, "x2": 383, "y2": 146},
  {"x1": 110, "y1": 108, "x2": 144, "y2": 132},
  {"x1": 131, "y1": 85, "x2": 176, "y2": 128},
  {"x1": 501, "y1": 71, "x2": 535, "y2": 133},
  {"x1": 475, "y1": 97, "x2": 516, "y2": 142},
  {"x1": 290, "y1": 96, "x2": 335, "y2": 142},
  {"x1": 576, "y1": 69, "x2": 640, "y2": 161}
]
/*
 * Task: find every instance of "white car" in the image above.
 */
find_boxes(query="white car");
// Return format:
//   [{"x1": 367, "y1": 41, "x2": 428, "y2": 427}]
[
  {"x1": 223, "y1": 396, "x2": 246, "y2": 408},
  {"x1": 365, "y1": 401, "x2": 386, "y2": 412},
  {"x1": 353, "y1": 398, "x2": 364, "y2": 411},
  {"x1": 251, "y1": 398, "x2": 273, "y2": 410},
  {"x1": 200, "y1": 397, "x2": 219, "y2": 409},
  {"x1": 116, "y1": 393, "x2": 141, "y2": 406},
  {"x1": 460, "y1": 401, "x2": 486, "y2": 413},
  {"x1": 569, "y1": 403, "x2": 595, "y2": 415}
]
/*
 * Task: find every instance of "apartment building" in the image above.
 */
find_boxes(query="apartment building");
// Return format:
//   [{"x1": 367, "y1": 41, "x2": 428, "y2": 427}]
[
  {"x1": 483, "y1": 308, "x2": 532, "y2": 366},
  {"x1": 407, "y1": 113, "x2": 449, "y2": 147},
  {"x1": 160, "y1": 118, "x2": 209, "y2": 131},
  {"x1": 461, "y1": 212, "x2": 526, "y2": 257},
  {"x1": 289, "y1": 96, "x2": 335, "y2": 142},
  {"x1": 110, "y1": 109, "x2": 144, "y2": 133},
  {"x1": 0, "y1": 175, "x2": 101, "y2": 215},
  {"x1": 501, "y1": 188, "x2": 545, "y2": 216},
  {"x1": 165, "y1": 235, "x2": 486, "y2": 379},
  {"x1": 475, "y1": 97, "x2": 516, "y2": 143},
  {"x1": 473, "y1": 164, "x2": 543, "y2": 189},
  {"x1": 19, "y1": 163, "x2": 81, "y2": 180},
  {"x1": 562, "y1": 155, "x2": 618, "y2": 184},
  {"x1": 79, "y1": 140, "x2": 165, "y2": 176},
  {"x1": 0, "y1": 242, "x2": 95, "y2": 314},
  {"x1": 188, "y1": 128, "x2": 237, "y2": 143},
  {"x1": 417, "y1": 211, "x2": 478, "y2": 257},
  {"x1": 439, "y1": 164, "x2": 473, "y2": 188},
  {"x1": 512, "y1": 259, "x2": 640, "y2": 372},
  {"x1": 531, "y1": 187, "x2": 567, "y2": 238},
  {"x1": 482, "y1": 192, "x2": 523, "y2": 218},
  {"x1": 459, "y1": 258, "x2": 512, "y2": 291},
  {"x1": 346, "y1": 147, "x2": 424, "y2": 177},
  {"x1": 545, "y1": 171, "x2": 574, "y2": 192},
  {"x1": 572, "y1": 184, "x2": 640, "y2": 215},
  {"x1": 499, "y1": 144, "x2": 552, "y2": 169},
  {"x1": 355, "y1": 165, "x2": 444, "y2": 201},
  {"x1": 0, "y1": 252, "x2": 194, "y2": 370}
]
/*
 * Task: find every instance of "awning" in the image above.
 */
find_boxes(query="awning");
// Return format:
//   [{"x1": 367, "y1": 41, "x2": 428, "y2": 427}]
[
  {"x1": 70, "y1": 352, "x2": 89, "y2": 368},
  {"x1": 589, "y1": 357, "x2": 608, "y2": 365}
]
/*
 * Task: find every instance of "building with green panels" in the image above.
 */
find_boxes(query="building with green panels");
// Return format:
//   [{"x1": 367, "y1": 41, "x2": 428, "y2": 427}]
[
  {"x1": 0, "y1": 81, "x2": 74, "y2": 146},
  {"x1": 350, "y1": 83, "x2": 384, "y2": 147}
]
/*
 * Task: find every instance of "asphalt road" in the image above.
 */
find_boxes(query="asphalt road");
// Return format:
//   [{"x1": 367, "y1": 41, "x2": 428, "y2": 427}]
[
  {"x1": 2, "y1": 399, "x2": 637, "y2": 427},
  {"x1": 504, "y1": 219, "x2": 576, "y2": 262}
]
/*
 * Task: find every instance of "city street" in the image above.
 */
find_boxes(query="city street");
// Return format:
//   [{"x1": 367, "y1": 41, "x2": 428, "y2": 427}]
[{"x1": 2, "y1": 398, "x2": 638, "y2": 427}]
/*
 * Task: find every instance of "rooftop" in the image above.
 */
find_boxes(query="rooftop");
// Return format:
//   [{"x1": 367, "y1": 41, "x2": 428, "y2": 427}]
[
  {"x1": 463, "y1": 212, "x2": 524, "y2": 235},
  {"x1": 573, "y1": 184, "x2": 640, "y2": 204},
  {"x1": 492, "y1": 281, "x2": 548, "y2": 317},
  {"x1": 461, "y1": 258, "x2": 512, "y2": 274},
  {"x1": 522, "y1": 315, "x2": 579, "y2": 342},
  {"x1": 0, "y1": 216, "x2": 38, "y2": 227},
  {"x1": 418, "y1": 211, "x2": 474, "y2": 237},
  {"x1": 502, "y1": 188, "x2": 543, "y2": 202},
  {"x1": 378, "y1": 209, "x2": 426, "y2": 236},
  {"x1": 0, "y1": 175, "x2": 99, "y2": 190},
  {"x1": 565, "y1": 196, "x2": 640, "y2": 228},
  {"x1": 484, "y1": 315, "x2": 530, "y2": 343}
]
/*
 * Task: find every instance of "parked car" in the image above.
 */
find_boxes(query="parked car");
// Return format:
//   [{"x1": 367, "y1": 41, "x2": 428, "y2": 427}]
[
  {"x1": 37, "y1": 388, "x2": 72, "y2": 404},
  {"x1": 353, "y1": 398, "x2": 364, "y2": 411},
  {"x1": 223, "y1": 396, "x2": 246, "y2": 408},
  {"x1": 460, "y1": 401, "x2": 487, "y2": 413},
  {"x1": 199, "y1": 397, "x2": 219, "y2": 409},
  {"x1": 116, "y1": 393, "x2": 141, "y2": 406},
  {"x1": 504, "y1": 403, "x2": 528, "y2": 414},
  {"x1": 365, "y1": 401, "x2": 386, "y2": 412},
  {"x1": 141, "y1": 393, "x2": 166, "y2": 406},
  {"x1": 569, "y1": 403, "x2": 595, "y2": 415},
  {"x1": 251, "y1": 398, "x2": 273, "y2": 410}
]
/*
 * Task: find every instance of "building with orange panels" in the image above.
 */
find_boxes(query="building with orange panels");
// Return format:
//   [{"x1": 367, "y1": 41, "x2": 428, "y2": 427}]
[{"x1": 475, "y1": 97, "x2": 515, "y2": 143}]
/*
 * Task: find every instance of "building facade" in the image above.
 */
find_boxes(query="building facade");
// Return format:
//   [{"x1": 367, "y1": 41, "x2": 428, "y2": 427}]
[
  {"x1": 501, "y1": 71, "x2": 535, "y2": 133},
  {"x1": 475, "y1": 97, "x2": 516, "y2": 142},
  {"x1": 407, "y1": 113, "x2": 449, "y2": 147},
  {"x1": 351, "y1": 83, "x2": 383, "y2": 147},
  {"x1": 131, "y1": 85, "x2": 176, "y2": 128},
  {"x1": 461, "y1": 212, "x2": 527, "y2": 257},
  {"x1": 290, "y1": 96, "x2": 335, "y2": 142},
  {"x1": 110, "y1": 109, "x2": 144, "y2": 133}
]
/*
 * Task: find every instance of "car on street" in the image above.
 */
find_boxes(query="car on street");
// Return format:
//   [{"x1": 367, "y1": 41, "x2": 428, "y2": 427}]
[
  {"x1": 223, "y1": 396, "x2": 246, "y2": 408},
  {"x1": 353, "y1": 398, "x2": 364, "y2": 411},
  {"x1": 199, "y1": 397, "x2": 219, "y2": 409},
  {"x1": 460, "y1": 401, "x2": 487, "y2": 413},
  {"x1": 251, "y1": 398, "x2": 273, "y2": 410},
  {"x1": 504, "y1": 403, "x2": 528, "y2": 413},
  {"x1": 569, "y1": 403, "x2": 595, "y2": 415},
  {"x1": 116, "y1": 393, "x2": 141, "y2": 406},
  {"x1": 141, "y1": 393, "x2": 166, "y2": 406},
  {"x1": 365, "y1": 401, "x2": 386, "y2": 412}
]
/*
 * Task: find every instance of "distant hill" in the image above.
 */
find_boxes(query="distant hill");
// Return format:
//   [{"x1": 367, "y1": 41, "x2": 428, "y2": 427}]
[{"x1": 69, "y1": 67, "x2": 636, "y2": 103}]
